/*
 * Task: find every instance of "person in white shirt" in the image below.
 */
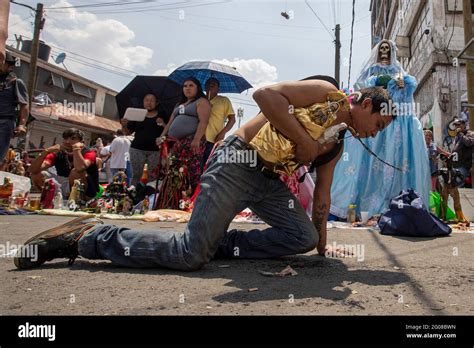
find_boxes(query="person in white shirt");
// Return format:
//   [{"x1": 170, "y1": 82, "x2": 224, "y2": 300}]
[
  {"x1": 109, "y1": 129, "x2": 132, "y2": 185},
  {"x1": 97, "y1": 138, "x2": 112, "y2": 184}
]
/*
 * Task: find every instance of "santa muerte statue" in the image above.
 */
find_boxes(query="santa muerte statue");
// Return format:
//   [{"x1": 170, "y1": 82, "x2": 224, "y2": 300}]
[{"x1": 330, "y1": 39, "x2": 431, "y2": 219}]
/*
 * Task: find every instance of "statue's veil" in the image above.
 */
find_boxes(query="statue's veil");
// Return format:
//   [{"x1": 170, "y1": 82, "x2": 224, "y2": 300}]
[{"x1": 354, "y1": 39, "x2": 406, "y2": 90}]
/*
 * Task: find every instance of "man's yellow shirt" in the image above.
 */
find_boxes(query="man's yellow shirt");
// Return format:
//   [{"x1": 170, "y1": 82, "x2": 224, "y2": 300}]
[{"x1": 206, "y1": 95, "x2": 235, "y2": 143}]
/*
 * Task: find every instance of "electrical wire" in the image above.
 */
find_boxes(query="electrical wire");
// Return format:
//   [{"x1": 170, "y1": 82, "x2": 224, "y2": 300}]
[
  {"x1": 47, "y1": 1, "x2": 230, "y2": 15},
  {"x1": 347, "y1": 0, "x2": 356, "y2": 88},
  {"x1": 176, "y1": 12, "x2": 325, "y2": 30},
  {"x1": 49, "y1": 49, "x2": 136, "y2": 78},
  {"x1": 153, "y1": 14, "x2": 325, "y2": 42},
  {"x1": 17, "y1": 34, "x2": 140, "y2": 75},
  {"x1": 10, "y1": 0, "x2": 36, "y2": 11},
  {"x1": 8, "y1": 14, "x2": 34, "y2": 28},
  {"x1": 304, "y1": 0, "x2": 335, "y2": 39},
  {"x1": 44, "y1": 1, "x2": 158, "y2": 10}
]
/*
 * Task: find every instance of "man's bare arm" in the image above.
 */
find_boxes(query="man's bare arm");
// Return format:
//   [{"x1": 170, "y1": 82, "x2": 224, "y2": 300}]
[
  {"x1": 30, "y1": 145, "x2": 59, "y2": 174},
  {"x1": 214, "y1": 114, "x2": 236, "y2": 142},
  {"x1": 253, "y1": 80, "x2": 336, "y2": 141},
  {"x1": 252, "y1": 80, "x2": 338, "y2": 164},
  {"x1": 313, "y1": 146, "x2": 343, "y2": 255},
  {"x1": 233, "y1": 112, "x2": 268, "y2": 142},
  {"x1": 0, "y1": 0, "x2": 9, "y2": 64}
]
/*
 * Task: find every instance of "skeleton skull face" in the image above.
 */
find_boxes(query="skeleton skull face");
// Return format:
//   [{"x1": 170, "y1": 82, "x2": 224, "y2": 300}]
[{"x1": 378, "y1": 41, "x2": 391, "y2": 64}]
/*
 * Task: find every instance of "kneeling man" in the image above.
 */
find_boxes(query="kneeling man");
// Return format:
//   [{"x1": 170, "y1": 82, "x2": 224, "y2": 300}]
[{"x1": 16, "y1": 80, "x2": 392, "y2": 271}]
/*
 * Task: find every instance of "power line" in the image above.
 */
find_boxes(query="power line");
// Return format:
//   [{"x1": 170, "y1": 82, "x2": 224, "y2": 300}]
[
  {"x1": 10, "y1": 0, "x2": 36, "y2": 11},
  {"x1": 50, "y1": 49, "x2": 134, "y2": 78},
  {"x1": 11, "y1": 32, "x2": 138, "y2": 78},
  {"x1": 153, "y1": 14, "x2": 325, "y2": 42},
  {"x1": 340, "y1": 13, "x2": 371, "y2": 29},
  {"x1": 182, "y1": 13, "x2": 325, "y2": 30},
  {"x1": 8, "y1": 14, "x2": 34, "y2": 28},
  {"x1": 49, "y1": 50, "x2": 134, "y2": 77},
  {"x1": 47, "y1": 1, "x2": 230, "y2": 15},
  {"x1": 347, "y1": 0, "x2": 356, "y2": 88},
  {"x1": 44, "y1": 1, "x2": 158, "y2": 10},
  {"x1": 18, "y1": 34, "x2": 140, "y2": 75},
  {"x1": 49, "y1": 44, "x2": 139, "y2": 75},
  {"x1": 62, "y1": 58, "x2": 134, "y2": 78},
  {"x1": 304, "y1": 0, "x2": 334, "y2": 40},
  {"x1": 229, "y1": 100, "x2": 258, "y2": 108}
]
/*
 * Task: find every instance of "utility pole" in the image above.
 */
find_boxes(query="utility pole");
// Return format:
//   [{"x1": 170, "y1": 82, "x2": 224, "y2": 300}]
[
  {"x1": 334, "y1": 24, "x2": 341, "y2": 86},
  {"x1": 27, "y1": 3, "x2": 44, "y2": 111},
  {"x1": 237, "y1": 107, "x2": 244, "y2": 128},
  {"x1": 462, "y1": 0, "x2": 474, "y2": 132}
]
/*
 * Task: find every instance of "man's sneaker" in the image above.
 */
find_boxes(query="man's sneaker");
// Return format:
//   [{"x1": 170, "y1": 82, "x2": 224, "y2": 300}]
[{"x1": 14, "y1": 215, "x2": 103, "y2": 270}]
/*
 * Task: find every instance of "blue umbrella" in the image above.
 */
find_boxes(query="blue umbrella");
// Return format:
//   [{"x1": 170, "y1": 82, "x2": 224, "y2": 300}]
[{"x1": 168, "y1": 61, "x2": 253, "y2": 94}]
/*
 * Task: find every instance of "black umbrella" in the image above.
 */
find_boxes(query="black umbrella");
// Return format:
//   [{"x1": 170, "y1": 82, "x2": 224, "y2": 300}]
[{"x1": 115, "y1": 76, "x2": 182, "y2": 122}]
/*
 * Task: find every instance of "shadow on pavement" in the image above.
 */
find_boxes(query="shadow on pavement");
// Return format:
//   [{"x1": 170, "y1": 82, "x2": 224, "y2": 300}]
[{"x1": 10, "y1": 254, "x2": 410, "y2": 306}]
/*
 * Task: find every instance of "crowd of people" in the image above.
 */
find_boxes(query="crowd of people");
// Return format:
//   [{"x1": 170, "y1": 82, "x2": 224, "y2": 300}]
[
  {"x1": 424, "y1": 119, "x2": 473, "y2": 222},
  {"x1": 0, "y1": 13, "x2": 472, "y2": 220},
  {"x1": 0, "y1": 74, "x2": 236, "y2": 213}
]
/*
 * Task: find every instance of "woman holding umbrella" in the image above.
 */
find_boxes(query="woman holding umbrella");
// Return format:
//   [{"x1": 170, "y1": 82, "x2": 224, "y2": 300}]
[{"x1": 155, "y1": 77, "x2": 211, "y2": 209}]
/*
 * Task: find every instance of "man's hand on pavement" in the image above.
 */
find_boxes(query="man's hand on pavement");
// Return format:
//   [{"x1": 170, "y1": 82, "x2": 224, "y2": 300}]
[{"x1": 319, "y1": 244, "x2": 354, "y2": 258}]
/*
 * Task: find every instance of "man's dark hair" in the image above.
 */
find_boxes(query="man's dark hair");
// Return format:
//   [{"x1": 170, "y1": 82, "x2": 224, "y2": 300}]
[
  {"x1": 116, "y1": 129, "x2": 124, "y2": 136},
  {"x1": 352, "y1": 87, "x2": 392, "y2": 116},
  {"x1": 205, "y1": 77, "x2": 220, "y2": 87},
  {"x1": 300, "y1": 75, "x2": 339, "y2": 89},
  {"x1": 62, "y1": 128, "x2": 84, "y2": 141},
  {"x1": 144, "y1": 93, "x2": 158, "y2": 101}
]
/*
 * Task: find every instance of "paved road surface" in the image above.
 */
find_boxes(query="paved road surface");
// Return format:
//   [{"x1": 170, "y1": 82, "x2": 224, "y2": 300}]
[{"x1": 0, "y1": 215, "x2": 472, "y2": 315}]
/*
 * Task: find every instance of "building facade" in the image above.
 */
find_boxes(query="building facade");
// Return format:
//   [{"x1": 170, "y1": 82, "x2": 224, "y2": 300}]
[
  {"x1": 370, "y1": 0, "x2": 474, "y2": 148},
  {"x1": 7, "y1": 43, "x2": 120, "y2": 151}
]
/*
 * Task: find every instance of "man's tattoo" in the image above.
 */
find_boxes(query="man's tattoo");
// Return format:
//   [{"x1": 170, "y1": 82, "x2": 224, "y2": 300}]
[{"x1": 313, "y1": 203, "x2": 327, "y2": 232}]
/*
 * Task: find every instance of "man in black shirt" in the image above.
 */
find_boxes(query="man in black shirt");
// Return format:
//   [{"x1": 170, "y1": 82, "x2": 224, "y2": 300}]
[
  {"x1": 0, "y1": 52, "x2": 29, "y2": 171},
  {"x1": 121, "y1": 94, "x2": 166, "y2": 186}
]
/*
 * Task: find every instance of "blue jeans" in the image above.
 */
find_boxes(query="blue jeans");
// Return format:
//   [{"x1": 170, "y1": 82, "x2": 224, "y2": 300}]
[
  {"x1": 0, "y1": 118, "x2": 15, "y2": 163},
  {"x1": 78, "y1": 135, "x2": 318, "y2": 271}
]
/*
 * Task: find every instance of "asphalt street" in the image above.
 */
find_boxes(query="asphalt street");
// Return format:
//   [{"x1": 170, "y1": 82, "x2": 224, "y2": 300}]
[{"x1": 0, "y1": 215, "x2": 473, "y2": 315}]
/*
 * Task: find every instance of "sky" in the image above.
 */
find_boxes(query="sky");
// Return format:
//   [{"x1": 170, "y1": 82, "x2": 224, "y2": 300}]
[{"x1": 8, "y1": 0, "x2": 374, "y2": 129}]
